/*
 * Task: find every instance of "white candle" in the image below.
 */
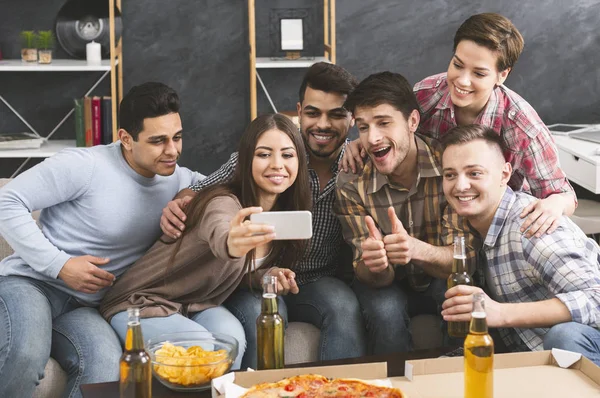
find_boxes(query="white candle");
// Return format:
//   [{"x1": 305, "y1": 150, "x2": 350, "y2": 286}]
[{"x1": 86, "y1": 41, "x2": 101, "y2": 65}]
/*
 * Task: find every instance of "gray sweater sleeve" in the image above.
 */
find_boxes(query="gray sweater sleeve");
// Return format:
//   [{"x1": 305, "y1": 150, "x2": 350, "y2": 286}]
[{"x1": 0, "y1": 149, "x2": 95, "y2": 278}]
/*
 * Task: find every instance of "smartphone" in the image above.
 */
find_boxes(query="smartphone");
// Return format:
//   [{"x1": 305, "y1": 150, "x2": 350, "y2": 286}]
[{"x1": 250, "y1": 211, "x2": 312, "y2": 240}]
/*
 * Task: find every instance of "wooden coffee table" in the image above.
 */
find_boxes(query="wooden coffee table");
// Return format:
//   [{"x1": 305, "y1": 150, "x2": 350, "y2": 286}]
[{"x1": 81, "y1": 347, "x2": 451, "y2": 397}]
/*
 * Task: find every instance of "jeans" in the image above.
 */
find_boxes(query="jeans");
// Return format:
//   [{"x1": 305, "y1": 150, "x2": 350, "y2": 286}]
[
  {"x1": 225, "y1": 276, "x2": 366, "y2": 369},
  {"x1": 352, "y1": 277, "x2": 447, "y2": 355},
  {"x1": 0, "y1": 276, "x2": 122, "y2": 398},
  {"x1": 543, "y1": 322, "x2": 600, "y2": 366},
  {"x1": 110, "y1": 305, "x2": 246, "y2": 370}
]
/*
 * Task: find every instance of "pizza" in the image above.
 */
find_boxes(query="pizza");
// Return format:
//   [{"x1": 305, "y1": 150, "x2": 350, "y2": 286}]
[{"x1": 240, "y1": 373, "x2": 405, "y2": 397}]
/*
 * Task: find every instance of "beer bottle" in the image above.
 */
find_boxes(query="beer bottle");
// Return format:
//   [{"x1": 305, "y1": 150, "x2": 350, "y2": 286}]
[
  {"x1": 447, "y1": 236, "x2": 473, "y2": 338},
  {"x1": 464, "y1": 292, "x2": 494, "y2": 398},
  {"x1": 119, "y1": 307, "x2": 152, "y2": 398},
  {"x1": 256, "y1": 275, "x2": 285, "y2": 370}
]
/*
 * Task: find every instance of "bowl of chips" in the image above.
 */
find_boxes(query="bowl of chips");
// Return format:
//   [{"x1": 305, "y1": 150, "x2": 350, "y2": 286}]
[{"x1": 147, "y1": 331, "x2": 238, "y2": 392}]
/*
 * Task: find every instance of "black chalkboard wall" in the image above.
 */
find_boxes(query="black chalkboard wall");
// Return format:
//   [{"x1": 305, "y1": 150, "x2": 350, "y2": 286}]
[{"x1": 1, "y1": 0, "x2": 599, "y2": 178}]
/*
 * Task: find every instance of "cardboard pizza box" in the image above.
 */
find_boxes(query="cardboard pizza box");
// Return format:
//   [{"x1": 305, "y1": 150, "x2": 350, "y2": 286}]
[
  {"x1": 211, "y1": 362, "x2": 388, "y2": 397},
  {"x1": 392, "y1": 349, "x2": 600, "y2": 397}
]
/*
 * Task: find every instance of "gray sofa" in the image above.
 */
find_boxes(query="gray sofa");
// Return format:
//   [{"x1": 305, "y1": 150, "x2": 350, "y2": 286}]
[{"x1": 0, "y1": 178, "x2": 442, "y2": 397}]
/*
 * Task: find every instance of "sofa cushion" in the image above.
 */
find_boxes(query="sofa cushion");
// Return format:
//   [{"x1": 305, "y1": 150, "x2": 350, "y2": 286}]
[
  {"x1": 284, "y1": 322, "x2": 320, "y2": 364},
  {"x1": 32, "y1": 358, "x2": 68, "y2": 398}
]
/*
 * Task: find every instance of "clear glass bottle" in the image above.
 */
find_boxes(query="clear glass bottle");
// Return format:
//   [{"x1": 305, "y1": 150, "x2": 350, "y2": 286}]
[
  {"x1": 119, "y1": 307, "x2": 152, "y2": 398},
  {"x1": 464, "y1": 293, "x2": 494, "y2": 398},
  {"x1": 448, "y1": 236, "x2": 473, "y2": 338},
  {"x1": 256, "y1": 275, "x2": 284, "y2": 370}
]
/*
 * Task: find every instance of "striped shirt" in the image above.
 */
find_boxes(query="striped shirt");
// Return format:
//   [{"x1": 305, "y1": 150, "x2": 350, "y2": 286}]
[
  {"x1": 414, "y1": 73, "x2": 575, "y2": 200},
  {"x1": 189, "y1": 148, "x2": 346, "y2": 286},
  {"x1": 480, "y1": 188, "x2": 600, "y2": 352},
  {"x1": 335, "y1": 134, "x2": 474, "y2": 291}
]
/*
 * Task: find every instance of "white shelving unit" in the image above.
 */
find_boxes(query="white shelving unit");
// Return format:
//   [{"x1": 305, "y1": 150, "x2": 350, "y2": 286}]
[
  {"x1": 0, "y1": 59, "x2": 112, "y2": 72},
  {"x1": 1, "y1": 0, "x2": 123, "y2": 177},
  {"x1": 248, "y1": 0, "x2": 336, "y2": 120},
  {"x1": 0, "y1": 140, "x2": 76, "y2": 158},
  {"x1": 255, "y1": 56, "x2": 329, "y2": 69}
]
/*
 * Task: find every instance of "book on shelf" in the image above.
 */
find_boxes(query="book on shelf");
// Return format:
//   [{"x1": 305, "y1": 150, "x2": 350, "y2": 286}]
[
  {"x1": 91, "y1": 96, "x2": 102, "y2": 146},
  {"x1": 73, "y1": 98, "x2": 85, "y2": 147},
  {"x1": 73, "y1": 95, "x2": 112, "y2": 147},
  {"x1": 0, "y1": 132, "x2": 44, "y2": 150},
  {"x1": 101, "y1": 96, "x2": 113, "y2": 144},
  {"x1": 83, "y1": 96, "x2": 93, "y2": 147}
]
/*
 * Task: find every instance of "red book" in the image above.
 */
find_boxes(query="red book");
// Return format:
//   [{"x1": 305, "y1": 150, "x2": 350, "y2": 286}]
[
  {"x1": 91, "y1": 96, "x2": 102, "y2": 146},
  {"x1": 83, "y1": 96, "x2": 93, "y2": 147}
]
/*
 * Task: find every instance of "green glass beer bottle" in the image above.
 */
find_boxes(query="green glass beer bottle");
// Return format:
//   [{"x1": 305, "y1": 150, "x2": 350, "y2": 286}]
[
  {"x1": 256, "y1": 275, "x2": 285, "y2": 370},
  {"x1": 119, "y1": 307, "x2": 151, "y2": 398},
  {"x1": 448, "y1": 236, "x2": 473, "y2": 338}
]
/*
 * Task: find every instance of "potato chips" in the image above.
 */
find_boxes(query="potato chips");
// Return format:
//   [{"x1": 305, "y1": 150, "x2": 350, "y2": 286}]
[{"x1": 153, "y1": 342, "x2": 231, "y2": 386}]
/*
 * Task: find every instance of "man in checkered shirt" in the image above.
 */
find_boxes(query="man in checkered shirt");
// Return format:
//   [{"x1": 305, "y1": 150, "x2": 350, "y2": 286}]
[
  {"x1": 441, "y1": 124, "x2": 600, "y2": 365},
  {"x1": 335, "y1": 72, "x2": 474, "y2": 355},
  {"x1": 158, "y1": 62, "x2": 367, "y2": 368}
]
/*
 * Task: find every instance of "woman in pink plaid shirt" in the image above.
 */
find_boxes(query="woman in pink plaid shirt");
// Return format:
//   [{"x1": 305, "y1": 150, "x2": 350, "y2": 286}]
[{"x1": 342, "y1": 13, "x2": 576, "y2": 239}]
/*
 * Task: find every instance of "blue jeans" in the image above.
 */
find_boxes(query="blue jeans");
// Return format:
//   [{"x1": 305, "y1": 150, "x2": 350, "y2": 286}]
[
  {"x1": 0, "y1": 276, "x2": 121, "y2": 398},
  {"x1": 352, "y1": 277, "x2": 447, "y2": 355},
  {"x1": 543, "y1": 322, "x2": 600, "y2": 365},
  {"x1": 225, "y1": 276, "x2": 366, "y2": 369},
  {"x1": 110, "y1": 305, "x2": 246, "y2": 370}
]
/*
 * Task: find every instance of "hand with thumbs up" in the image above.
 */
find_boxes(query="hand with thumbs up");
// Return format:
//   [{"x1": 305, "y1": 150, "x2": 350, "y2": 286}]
[
  {"x1": 383, "y1": 207, "x2": 413, "y2": 265},
  {"x1": 360, "y1": 215, "x2": 389, "y2": 273}
]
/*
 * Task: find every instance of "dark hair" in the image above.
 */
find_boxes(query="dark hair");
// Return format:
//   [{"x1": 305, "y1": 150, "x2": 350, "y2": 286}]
[
  {"x1": 453, "y1": 13, "x2": 524, "y2": 72},
  {"x1": 298, "y1": 62, "x2": 358, "y2": 104},
  {"x1": 344, "y1": 71, "x2": 420, "y2": 119},
  {"x1": 440, "y1": 124, "x2": 506, "y2": 157},
  {"x1": 172, "y1": 114, "x2": 311, "y2": 277},
  {"x1": 119, "y1": 82, "x2": 180, "y2": 141}
]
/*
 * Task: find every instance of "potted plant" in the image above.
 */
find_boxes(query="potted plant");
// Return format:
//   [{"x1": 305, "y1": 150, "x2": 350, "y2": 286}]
[
  {"x1": 20, "y1": 30, "x2": 37, "y2": 62},
  {"x1": 37, "y1": 30, "x2": 55, "y2": 64}
]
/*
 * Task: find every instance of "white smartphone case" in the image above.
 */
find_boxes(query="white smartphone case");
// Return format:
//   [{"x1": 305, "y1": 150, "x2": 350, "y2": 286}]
[{"x1": 250, "y1": 211, "x2": 312, "y2": 240}]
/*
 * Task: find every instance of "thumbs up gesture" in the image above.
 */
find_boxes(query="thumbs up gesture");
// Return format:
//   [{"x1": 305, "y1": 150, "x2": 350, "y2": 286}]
[
  {"x1": 360, "y1": 216, "x2": 389, "y2": 273},
  {"x1": 383, "y1": 207, "x2": 412, "y2": 265}
]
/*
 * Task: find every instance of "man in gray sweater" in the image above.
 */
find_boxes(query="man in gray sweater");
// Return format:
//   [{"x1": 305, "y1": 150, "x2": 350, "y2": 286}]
[{"x1": 0, "y1": 82, "x2": 203, "y2": 398}]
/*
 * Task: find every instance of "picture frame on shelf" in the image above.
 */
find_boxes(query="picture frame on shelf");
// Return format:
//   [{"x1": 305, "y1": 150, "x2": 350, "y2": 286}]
[{"x1": 268, "y1": 8, "x2": 317, "y2": 60}]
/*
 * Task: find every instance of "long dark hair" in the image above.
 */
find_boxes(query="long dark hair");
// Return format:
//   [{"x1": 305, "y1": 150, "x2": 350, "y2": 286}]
[{"x1": 170, "y1": 113, "x2": 311, "y2": 276}]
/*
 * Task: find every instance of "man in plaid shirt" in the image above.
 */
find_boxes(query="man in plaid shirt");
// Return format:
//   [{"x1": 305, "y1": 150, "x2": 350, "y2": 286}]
[
  {"x1": 158, "y1": 63, "x2": 367, "y2": 368},
  {"x1": 441, "y1": 125, "x2": 600, "y2": 365},
  {"x1": 336, "y1": 72, "x2": 473, "y2": 354}
]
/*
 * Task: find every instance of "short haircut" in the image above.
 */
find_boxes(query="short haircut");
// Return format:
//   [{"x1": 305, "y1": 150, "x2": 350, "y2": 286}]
[
  {"x1": 298, "y1": 62, "x2": 358, "y2": 104},
  {"x1": 343, "y1": 71, "x2": 419, "y2": 120},
  {"x1": 440, "y1": 124, "x2": 506, "y2": 159},
  {"x1": 454, "y1": 13, "x2": 524, "y2": 72},
  {"x1": 119, "y1": 82, "x2": 180, "y2": 141}
]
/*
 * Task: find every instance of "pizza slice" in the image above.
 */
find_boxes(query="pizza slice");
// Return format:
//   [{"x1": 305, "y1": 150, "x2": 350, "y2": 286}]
[
  {"x1": 322, "y1": 378, "x2": 405, "y2": 397},
  {"x1": 240, "y1": 374, "x2": 328, "y2": 397}
]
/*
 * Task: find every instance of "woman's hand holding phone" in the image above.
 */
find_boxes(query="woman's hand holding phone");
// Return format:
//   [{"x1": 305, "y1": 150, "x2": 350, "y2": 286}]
[{"x1": 227, "y1": 207, "x2": 276, "y2": 258}]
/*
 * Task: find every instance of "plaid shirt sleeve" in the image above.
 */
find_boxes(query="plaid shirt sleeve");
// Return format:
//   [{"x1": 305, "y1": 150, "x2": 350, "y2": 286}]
[
  {"x1": 510, "y1": 112, "x2": 575, "y2": 199},
  {"x1": 334, "y1": 180, "x2": 371, "y2": 269},
  {"x1": 189, "y1": 152, "x2": 238, "y2": 192},
  {"x1": 523, "y1": 227, "x2": 600, "y2": 327}
]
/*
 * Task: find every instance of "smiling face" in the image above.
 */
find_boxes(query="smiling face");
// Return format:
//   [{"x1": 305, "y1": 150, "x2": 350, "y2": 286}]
[
  {"x1": 447, "y1": 40, "x2": 510, "y2": 118},
  {"x1": 119, "y1": 112, "x2": 183, "y2": 178},
  {"x1": 354, "y1": 103, "x2": 420, "y2": 182},
  {"x1": 297, "y1": 86, "x2": 353, "y2": 160},
  {"x1": 442, "y1": 139, "x2": 512, "y2": 235},
  {"x1": 252, "y1": 128, "x2": 299, "y2": 210}
]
